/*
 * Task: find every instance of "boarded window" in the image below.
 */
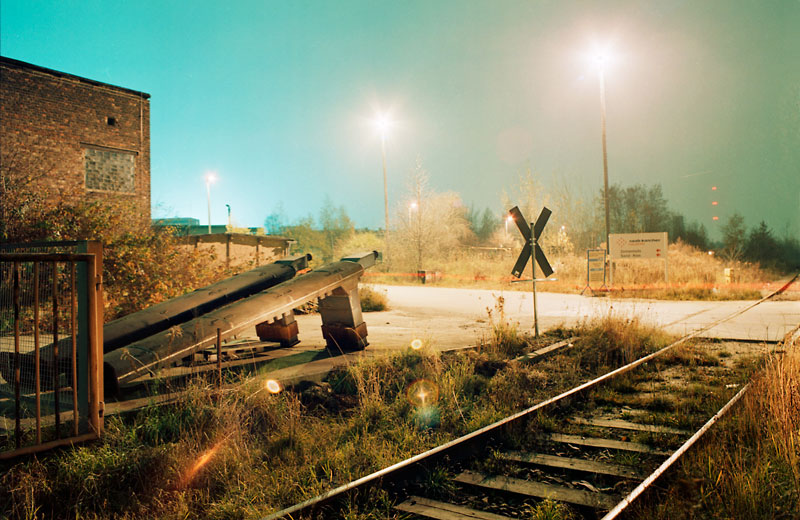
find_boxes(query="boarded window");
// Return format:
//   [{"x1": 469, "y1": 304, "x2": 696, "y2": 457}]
[{"x1": 84, "y1": 148, "x2": 135, "y2": 192}]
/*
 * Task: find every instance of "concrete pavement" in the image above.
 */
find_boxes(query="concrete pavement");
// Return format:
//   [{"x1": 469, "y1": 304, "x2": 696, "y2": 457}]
[{"x1": 268, "y1": 285, "x2": 799, "y2": 353}]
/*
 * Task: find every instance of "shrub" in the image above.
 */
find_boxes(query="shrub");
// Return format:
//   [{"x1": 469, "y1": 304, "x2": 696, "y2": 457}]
[{"x1": 358, "y1": 284, "x2": 388, "y2": 312}]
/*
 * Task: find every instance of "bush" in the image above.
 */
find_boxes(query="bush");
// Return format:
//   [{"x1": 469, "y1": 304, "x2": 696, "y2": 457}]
[
  {"x1": 0, "y1": 183, "x2": 235, "y2": 321},
  {"x1": 359, "y1": 285, "x2": 388, "y2": 312}
]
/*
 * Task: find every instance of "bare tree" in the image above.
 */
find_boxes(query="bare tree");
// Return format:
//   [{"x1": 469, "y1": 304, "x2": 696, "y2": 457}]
[{"x1": 391, "y1": 162, "x2": 470, "y2": 272}]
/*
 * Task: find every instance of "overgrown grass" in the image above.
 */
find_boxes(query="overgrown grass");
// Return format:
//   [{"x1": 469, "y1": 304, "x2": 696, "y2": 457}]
[
  {"x1": 358, "y1": 284, "x2": 388, "y2": 312},
  {"x1": 366, "y1": 240, "x2": 788, "y2": 301},
  {"x1": 630, "y1": 332, "x2": 800, "y2": 519},
  {"x1": 0, "y1": 316, "x2": 677, "y2": 519},
  {"x1": 574, "y1": 314, "x2": 671, "y2": 369}
]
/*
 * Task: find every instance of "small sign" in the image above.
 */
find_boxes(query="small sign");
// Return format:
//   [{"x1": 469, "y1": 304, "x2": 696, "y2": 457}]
[
  {"x1": 608, "y1": 232, "x2": 668, "y2": 260},
  {"x1": 587, "y1": 249, "x2": 606, "y2": 287}
]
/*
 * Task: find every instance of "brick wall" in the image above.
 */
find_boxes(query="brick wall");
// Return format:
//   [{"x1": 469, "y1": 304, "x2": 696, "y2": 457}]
[{"x1": 0, "y1": 57, "x2": 150, "y2": 219}]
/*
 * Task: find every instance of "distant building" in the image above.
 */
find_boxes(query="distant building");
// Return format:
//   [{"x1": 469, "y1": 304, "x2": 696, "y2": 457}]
[
  {"x1": 0, "y1": 56, "x2": 151, "y2": 219},
  {"x1": 151, "y1": 218, "x2": 294, "y2": 267}
]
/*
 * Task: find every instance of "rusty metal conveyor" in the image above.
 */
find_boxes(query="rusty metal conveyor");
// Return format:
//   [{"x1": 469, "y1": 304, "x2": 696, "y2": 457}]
[
  {"x1": 102, "y1": 254, "x2": 311, "y2": 353},
  {"x1": 103, "y1": 251, "x2": 378, "y2": 393}
]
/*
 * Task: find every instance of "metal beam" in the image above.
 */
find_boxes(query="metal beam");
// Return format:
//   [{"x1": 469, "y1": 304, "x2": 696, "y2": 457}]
[{"x1": 103, "y1": 252, "x2": 377, "y2": 390}]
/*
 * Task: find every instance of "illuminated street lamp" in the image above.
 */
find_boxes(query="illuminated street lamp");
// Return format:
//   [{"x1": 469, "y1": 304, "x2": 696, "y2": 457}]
[
  {"x1": 205, "y1": 172, "x2": 217, "y2": 234},
  {"x1": 408, "y1": 200, "x2": 418, "y2": 221},
  {"x1": 374, "y1": 112, "x2": 393, "y2": 250}
]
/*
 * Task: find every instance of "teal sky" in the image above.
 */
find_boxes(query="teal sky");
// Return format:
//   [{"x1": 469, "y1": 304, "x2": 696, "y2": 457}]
[{"x1": 2, "y1": 1, "x2": 798, "y2": 238}]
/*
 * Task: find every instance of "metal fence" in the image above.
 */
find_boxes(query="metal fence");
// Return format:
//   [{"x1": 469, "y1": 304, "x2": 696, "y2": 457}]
[{"x1": 0, "y1": 242, "x2": 103, "y2": 459}]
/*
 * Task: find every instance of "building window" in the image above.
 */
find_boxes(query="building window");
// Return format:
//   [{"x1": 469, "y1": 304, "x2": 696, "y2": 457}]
[{"x1": 84, "y1": 148, "x2": 135, "y2": 192}]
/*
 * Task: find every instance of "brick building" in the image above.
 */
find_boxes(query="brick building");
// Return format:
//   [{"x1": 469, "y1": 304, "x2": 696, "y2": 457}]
[{"x1": 0, "y1": 56, "x2": 150, "y2": 219}]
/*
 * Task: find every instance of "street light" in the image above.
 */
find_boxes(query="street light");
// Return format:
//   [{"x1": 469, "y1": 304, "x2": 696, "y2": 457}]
[
  {"x1": 205, "y1": 172, "x2": 217, "y2": 234},
  {"x1": 408, "y1": 200, "x2": 418, "y2": 221},
  {"x1": 596, "y1": 52, "x2": 611, "y2": 256},
  {"x1": 373, "y1": 112, "x2": 393, "y2": 250}
]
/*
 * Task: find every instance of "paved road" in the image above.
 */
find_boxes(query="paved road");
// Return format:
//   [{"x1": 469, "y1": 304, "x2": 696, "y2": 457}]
[{"x1": 277, "y1": 285, "x2": 799, "y2": 352}]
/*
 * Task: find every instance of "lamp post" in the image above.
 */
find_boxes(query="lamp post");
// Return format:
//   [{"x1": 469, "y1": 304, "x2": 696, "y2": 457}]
[
  {"x1": 597, "y1": 54, "x2": 611, "y2": 256},
  {"x1": 374, "y1": 113, "x2": 393, "y2": 257},
  {"x1": 205, "y1": 172, "x2": 217, "y2": 234}
]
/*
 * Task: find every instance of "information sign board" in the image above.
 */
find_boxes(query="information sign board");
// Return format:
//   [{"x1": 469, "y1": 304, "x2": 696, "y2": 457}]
[{"x1": 608, "y1": 232, "x2": 668, "y2": 260}]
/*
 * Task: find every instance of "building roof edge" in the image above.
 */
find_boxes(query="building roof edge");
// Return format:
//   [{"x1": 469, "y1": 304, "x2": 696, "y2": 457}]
[{"x1": 1, "y1": 55, "x2": 151, "y2": 99}]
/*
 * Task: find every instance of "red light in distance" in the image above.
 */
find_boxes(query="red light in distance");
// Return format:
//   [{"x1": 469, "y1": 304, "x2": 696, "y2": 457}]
[
  {"x1": 711, "y1": 186, "x2": 717, "y2": 190},
  {"x1": 712, "y1": 216, "x2": 719, "y2": 221},
  {"x1": 712, "y1": 201, "x2": 718, "y2": 206}
]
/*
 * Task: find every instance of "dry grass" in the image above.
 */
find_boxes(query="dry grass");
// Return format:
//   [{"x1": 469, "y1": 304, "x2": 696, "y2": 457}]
[
  {"x1": 0, "y1": 315, "x2": 661, "y2": 519},
  {"x1": 367, "y1": 241, "x2": 785, "y2": 301},
  {"x1": 630, "y1": 331, "x2": 800, "y2": 519},
  {"x1": 358, "y1": 284, "x2": 389, "y2": 312}
]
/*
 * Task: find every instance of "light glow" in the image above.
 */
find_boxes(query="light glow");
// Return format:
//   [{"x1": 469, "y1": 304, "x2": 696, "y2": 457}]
[
  {"x1": 410, "y1": 338, "x2": 423, "y2": 350},
  {"x1": 406, "y1": 379, "x2": 439, "y2": 407},
  {"x1": 265, "y1": 379, "x2": 282, "y2": 393},
  {"x1": 373, "y1": 112, "x2": 394, "y2": 139},
  {"x1": 205, "y1": 172, "x2": 217, "y2": 185}
]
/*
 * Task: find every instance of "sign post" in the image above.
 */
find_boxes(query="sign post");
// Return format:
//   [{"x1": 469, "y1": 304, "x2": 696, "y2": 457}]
[{"x1": 509, "y1": 206, "x2": 553, "y2": 337}]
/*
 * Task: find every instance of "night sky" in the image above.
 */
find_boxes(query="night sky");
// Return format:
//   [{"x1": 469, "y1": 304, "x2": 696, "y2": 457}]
[{"x1": 2, "y1": 1, "x2": 798, "y2": 238}]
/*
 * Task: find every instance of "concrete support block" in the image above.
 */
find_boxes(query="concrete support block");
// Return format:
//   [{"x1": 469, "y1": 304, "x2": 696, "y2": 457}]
[
  {"x1": 319, "y1": 285, "x2": 368, "y2": 350},
  {"x1": 255, "y1": 311, "x2": 299, "y2": 347}
]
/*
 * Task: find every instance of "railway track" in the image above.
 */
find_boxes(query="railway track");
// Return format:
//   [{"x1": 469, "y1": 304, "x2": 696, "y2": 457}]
[{"x1": 263, "y1": 274, "x2": 798, "y2": 519}]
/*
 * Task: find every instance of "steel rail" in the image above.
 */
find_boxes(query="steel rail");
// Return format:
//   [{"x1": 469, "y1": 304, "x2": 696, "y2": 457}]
[
  {"x1": 262, "y1": 272, "x2": 798, "y2": 519},
  {"x1": 601, "y1": 382, "x2": 751, "y2": 519}
]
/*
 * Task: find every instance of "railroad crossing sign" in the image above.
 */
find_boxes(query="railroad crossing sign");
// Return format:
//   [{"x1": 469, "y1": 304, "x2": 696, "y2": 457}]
[
  {"x1": 508, "y1": 205, "x2": 554, "y2": 338},
  {"x1": 509, "y1": 206, "x2": 554, "y2": 279}
]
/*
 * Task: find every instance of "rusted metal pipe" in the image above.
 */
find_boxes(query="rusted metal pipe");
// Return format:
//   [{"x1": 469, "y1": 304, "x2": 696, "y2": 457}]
[
  {"x1": 13, "y1": 261, "x2": 21, "y2": 449},
  {"x1": 34, "y1": 262, "x2": 41, "y2": 444},
  {"x1": 70, "y1": 262, "x2": 79, "y2": 437},
  {"x1": 103, "y1": 252, "x2": 377, "y2": 390},
  {"x1": 102, "y1": 254, "x2": 311, "y2": 353},
  {"x1": 52, "y1": 260, "x2": 60, "y2": 439},
  {"x1": 216, "y1": 328, "x2": 222, "y2": 389}
]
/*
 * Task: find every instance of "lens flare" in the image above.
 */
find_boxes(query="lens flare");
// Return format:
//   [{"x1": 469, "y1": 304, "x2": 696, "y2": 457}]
[
  {"x1": 407, "y1": 379, "x2": 439, "y2": 407},
  {"x1": 180, "y1": 440, "x2": 224, "y2": 487},
  {"x1": 265, "y1": 379, "x2": 282, "y2": 393},
  {"x1": 410, "y1": 339, "x2": 423, "y2": 350}
]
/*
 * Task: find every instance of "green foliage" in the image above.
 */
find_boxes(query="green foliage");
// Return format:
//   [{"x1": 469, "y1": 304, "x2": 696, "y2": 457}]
[
  {"x1": 526, "y1": 499, "x2": 578, "y2": 520},
  {"x1": 466, "y1": 205, "x2": 500, "y2": 244},
  {"x1": 1, "y1": 317, "x2": 670, "y2": 518},
  {"x1": 602, "y1": 183, "x2": 672, "y2": 234},
  {"x1": 0, "y1": 169, "x2": 231, "y2": 320},
  {"x1": 280, "y1": 197, "x2": 355, "y2": 265},
  {"x1": 721, "y1": 212, "x2": 747, "y2": 261}
]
